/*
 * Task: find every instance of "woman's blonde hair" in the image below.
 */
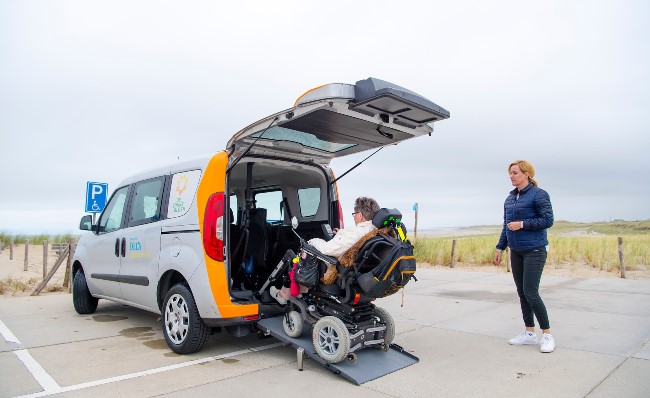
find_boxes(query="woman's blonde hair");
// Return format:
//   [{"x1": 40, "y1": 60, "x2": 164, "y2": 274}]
[{"x1": 509, "y1": 160, "x2": 538, "y2": 187}]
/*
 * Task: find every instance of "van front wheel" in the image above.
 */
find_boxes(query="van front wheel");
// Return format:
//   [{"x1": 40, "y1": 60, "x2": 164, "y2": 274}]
[
  {"x1": 162, "y1": 284, "x2": 209, "y2": 354},
  {"x1": 73, "y1": 270, "x2": 98, "y2": 314}
]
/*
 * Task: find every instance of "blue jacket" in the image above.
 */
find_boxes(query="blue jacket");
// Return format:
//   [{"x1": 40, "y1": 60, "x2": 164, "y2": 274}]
[{"x1": 496, "y1": 183, "x2": 554, "y2": 251}]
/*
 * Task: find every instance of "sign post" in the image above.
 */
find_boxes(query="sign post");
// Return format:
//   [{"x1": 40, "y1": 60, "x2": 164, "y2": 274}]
[
  {"x1": 413, "y1": 203, "x2": 418, "y2": 238},
  {"x1": 85, "y1": 182, "x2": 108, "y2": 224}
]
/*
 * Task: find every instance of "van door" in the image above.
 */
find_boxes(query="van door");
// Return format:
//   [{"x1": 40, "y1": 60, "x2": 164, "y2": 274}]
[
  {"x1": 227, "y1": 77, "x2": 450, "y2": 165},
  {"x1": 118, "y1": 176, "x2": 166, "y2": 311},
  {"x1": 86, "y1": 185, "x2": 130, "y2": 299}
]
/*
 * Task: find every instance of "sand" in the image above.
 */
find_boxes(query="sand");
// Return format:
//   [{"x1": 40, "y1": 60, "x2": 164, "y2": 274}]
[{"x1": 0, "y1": 243, "x2": 71, "y2": 298}]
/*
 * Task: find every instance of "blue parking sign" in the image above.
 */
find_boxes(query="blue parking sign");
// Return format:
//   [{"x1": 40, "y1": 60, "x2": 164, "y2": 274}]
[{"x1": 85, "y1": 182, "x2": 108, "y2": 213}]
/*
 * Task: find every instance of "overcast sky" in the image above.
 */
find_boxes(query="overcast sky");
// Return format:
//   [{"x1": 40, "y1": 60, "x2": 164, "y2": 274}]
[{"x1": 1, "y1": 0, "x2": 649, "y2": 234}]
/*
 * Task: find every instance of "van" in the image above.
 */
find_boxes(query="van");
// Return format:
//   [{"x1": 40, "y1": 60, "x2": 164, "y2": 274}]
[{"x1": 72, "y1": 77, "x2": 450, "y2": 354}]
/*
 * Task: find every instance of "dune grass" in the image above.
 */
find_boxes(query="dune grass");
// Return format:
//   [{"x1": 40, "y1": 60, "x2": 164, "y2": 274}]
[
  {"x1": 413, "y1": 220, "x2": 650, "y2": 271},
  {"x1": 0, "y1": 233, "x2": 78, "y2": 246}
]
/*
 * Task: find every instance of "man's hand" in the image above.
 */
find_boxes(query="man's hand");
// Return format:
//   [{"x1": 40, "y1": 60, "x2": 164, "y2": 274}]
[{"x1": 332, "y1": 228, "x2": 339, "y2": 234}]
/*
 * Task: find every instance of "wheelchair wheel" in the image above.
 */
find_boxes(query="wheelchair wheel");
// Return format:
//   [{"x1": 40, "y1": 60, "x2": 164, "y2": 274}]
[
  {"x1": 312, "y1": 316, "x2": 350, "y2": 364},
  {"x1": 282, "y1": 310, "x2": 303, "y2": 338},
  {"x1": 373, "y1": 306, "x2": 395, "y2": 346}
]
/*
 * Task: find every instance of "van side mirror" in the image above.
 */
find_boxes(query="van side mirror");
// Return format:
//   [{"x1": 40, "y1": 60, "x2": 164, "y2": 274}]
[{"x1": 79, "y1": 215, "x2": 93, "y2": 231}]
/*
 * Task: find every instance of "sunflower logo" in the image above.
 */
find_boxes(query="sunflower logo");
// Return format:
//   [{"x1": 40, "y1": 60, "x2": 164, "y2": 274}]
[{"x1": 175, "y1": 175, "x2": 189, "y2": 195}]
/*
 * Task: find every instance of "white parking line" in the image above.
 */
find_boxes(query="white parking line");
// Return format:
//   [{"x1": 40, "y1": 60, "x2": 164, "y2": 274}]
[
  {"x1": 16, "y1": 342, "x2": 285, "y2": 398},
  {"x1": 14, "y1": 350, "x2": 62, "y2": 394},
  {"x1": 0, "y1": 319, "x2": 22, "y2": 345}
]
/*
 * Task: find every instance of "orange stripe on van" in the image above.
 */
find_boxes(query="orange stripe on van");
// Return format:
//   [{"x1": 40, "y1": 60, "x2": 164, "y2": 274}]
[
  {"x1": 293, "y1": 84, "x2": 327, "y2": 106},
  {"x1": 197, "y1": 152, "x2": 258, "y2": 318}
]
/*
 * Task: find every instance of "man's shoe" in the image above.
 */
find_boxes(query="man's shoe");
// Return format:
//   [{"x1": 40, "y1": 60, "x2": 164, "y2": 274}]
[
  {"x1": 270, "y1": 286, "x2": 287, "y2": 305},
  {"x1": 540, "y1": 333, "x2": 555, "y2": 353},
  {"x1": 508, "y1": 331, "x2": 538, "y2": 345}
]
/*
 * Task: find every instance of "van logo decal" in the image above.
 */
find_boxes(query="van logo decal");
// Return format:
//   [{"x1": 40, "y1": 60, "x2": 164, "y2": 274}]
[
  {"x1": 129, "y1": 237, "x2": 142, "y2": 251},
  {"x1": 175, "y1": 175, "x2": 189, "y2": 195},
  {"x1": 172, "y1": 197, "x2": 186, "y2": 213}
]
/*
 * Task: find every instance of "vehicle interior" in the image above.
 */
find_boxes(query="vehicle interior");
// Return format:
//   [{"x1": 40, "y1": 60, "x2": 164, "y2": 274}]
[{"x1": 226, "y1": 156, "x2": 340, "y2": 295}]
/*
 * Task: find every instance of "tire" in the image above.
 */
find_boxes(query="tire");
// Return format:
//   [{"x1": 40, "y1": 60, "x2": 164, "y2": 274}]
[
  {"x1": 312, "y1": 316, "x2": 350, "y2": 364},
  {"x1": 162, "y1": 284, "x2": 210, "y2": 354},
  {"x1": 373, "y1": 306, "x2": 395, "y2": 346},
  {"x1": 73, "y1": 270, "x2": 98, "y2": 314},
  {"x1": 282, "y1": 310, "x2": 303, "y2": 338}
]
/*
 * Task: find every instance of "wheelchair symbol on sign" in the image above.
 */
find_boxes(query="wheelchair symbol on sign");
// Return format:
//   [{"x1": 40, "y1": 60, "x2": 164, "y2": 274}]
[{"x1": 92, "y1": 201, "x2": 100, "y2": 211}]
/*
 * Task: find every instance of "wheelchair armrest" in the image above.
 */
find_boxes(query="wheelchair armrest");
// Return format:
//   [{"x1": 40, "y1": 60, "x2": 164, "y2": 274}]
[{"x1": 301, "y1": 243, "x2": 338, "y2": 265}]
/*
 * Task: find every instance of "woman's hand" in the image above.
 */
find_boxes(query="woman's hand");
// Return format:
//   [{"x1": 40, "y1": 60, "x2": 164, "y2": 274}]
[
  {"x1": 507, "y1": 221, "x2": 524, "y2": 231},
  {"x1": 494, "y1": 250, "x2": 503, "y2": 265}
]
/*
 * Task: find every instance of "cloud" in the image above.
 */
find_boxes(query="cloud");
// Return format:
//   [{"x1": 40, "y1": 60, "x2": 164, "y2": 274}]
[{"x1": 1, "y1": 0, "x2": 649, "y2": 233}]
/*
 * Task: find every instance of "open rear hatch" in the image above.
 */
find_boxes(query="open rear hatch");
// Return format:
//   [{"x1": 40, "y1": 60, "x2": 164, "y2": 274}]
[{"x1": 227, "y1": 77, "x2": 450, "y2": 164}]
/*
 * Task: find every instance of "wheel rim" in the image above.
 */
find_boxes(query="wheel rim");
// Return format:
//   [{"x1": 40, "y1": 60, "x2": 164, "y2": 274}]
[
  {"x1": 286, "y1": 315, "x2": 295, "y2": 331},
  {"x1": 165, "y1": 293, "x2": 189, "y2": 344},
  {"x1": 317, "y1": 325, "x2": 341, "y2": 355}
]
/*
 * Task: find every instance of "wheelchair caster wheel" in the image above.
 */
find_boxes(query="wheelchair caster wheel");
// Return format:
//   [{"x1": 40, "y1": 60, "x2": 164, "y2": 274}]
[
  {"x1": 347, "y1": 353, "x2": 357, "y2": 363},
  {"x1": 283, "y1": 310, "x2": 303, "y2": 338},
  {"x1": 380, "y1": 343, "x2": 389, "y2": 352}
]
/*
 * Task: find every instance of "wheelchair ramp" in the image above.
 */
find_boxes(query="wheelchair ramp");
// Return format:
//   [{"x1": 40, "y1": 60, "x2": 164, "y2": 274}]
[{"x1": 256, "y1": 316, "x2": 419, "y2": 385}]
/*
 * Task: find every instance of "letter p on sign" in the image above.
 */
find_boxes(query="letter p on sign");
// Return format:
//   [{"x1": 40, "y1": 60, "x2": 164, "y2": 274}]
[{"x1": 85, "y1": 182, "x2": 109, "y2": 213}]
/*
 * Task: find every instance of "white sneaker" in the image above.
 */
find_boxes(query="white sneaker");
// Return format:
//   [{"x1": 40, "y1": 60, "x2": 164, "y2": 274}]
[
  {"x1": 540, "y1": 333, "x2": 555, "y2": 353},
  {"x1": 508, "y1": 331, "x2": 538, "y2": 345},
  {"x1": 270, "y1": 286, "x2": 287, "y2": 305}
]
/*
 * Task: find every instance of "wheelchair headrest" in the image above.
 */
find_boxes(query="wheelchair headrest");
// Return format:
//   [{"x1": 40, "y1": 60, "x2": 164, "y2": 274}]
[{"x1": 371, "y1": 208, "x2": 403, "y2": 229}]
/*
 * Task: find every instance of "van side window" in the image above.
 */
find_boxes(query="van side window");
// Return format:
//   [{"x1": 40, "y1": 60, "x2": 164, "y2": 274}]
[
  {"x1": 98, "y1": 186, "x2": 129, "y2": 234},
  {"x1": 229, "y1": 194, "x2": 238, "y2": 224},
  {"x1": 298, "y1": 187, "x2": 320, "y2": 217},
  {"x1": 129, "y1": 177, "x2": 164, "y2": 227},
  {"x1": 167, "y1": 170, "x2": 202, "y2": 219},
  {"x1": 255, "y1": 190, "x2": 283, "y2": 222}
]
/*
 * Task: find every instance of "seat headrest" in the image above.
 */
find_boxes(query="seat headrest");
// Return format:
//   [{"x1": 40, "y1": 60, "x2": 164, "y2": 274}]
[{"x1": 371, "y1": 208, "x2": 403, "y2": 228}]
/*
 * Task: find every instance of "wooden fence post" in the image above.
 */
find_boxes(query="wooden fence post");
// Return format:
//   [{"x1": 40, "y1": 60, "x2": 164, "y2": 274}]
[
  {"x1": 31, "y1": 245, "x2": 70, "y2": 296},
  {"x1": 10, "y1": 240, "x2": 14, "y2": 260},
  {"x1": 450, "y1": 239, "x2": 456, "y2": 268},
  {"x1": 24, "y1": 240, "x2": 29, "y2": 271},
  {"x1": 43, "y1": 240, "x2": 49, "y2": 278},
  {"x1": 618, "y1": 237, "x2": 625, "y2": 279},
  {"x1": 63, "y1": 238, "x2": 74, "y2": 289},
  {"x1": 505, "y1": 248, "x2": 511, "y2": 273}
]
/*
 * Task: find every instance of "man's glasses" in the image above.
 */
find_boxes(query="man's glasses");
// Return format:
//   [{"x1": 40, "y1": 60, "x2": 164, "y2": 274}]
[{"x1": 351, "y1": 212, "x2": 358, "y2": 217}]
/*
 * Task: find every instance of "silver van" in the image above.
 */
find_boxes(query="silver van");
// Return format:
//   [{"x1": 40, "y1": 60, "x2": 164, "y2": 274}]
[{"x1": 72, "y1": 77, "x2": 450, "y2": 354}]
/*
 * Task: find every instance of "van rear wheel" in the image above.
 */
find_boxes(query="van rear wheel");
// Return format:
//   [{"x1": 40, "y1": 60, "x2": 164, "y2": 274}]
[{"x1": 162, "y1": 284, "x2": 209, "y2": 354}]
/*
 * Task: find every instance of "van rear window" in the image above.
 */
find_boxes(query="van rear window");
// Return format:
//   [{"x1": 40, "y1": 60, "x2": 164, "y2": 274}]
[{"x1": 167, "y1": 170, "x2": 202, "y2": 219}]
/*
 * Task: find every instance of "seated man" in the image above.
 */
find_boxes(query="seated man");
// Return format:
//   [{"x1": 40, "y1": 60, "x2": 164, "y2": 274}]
[{"x1": 270, "y1": 196, "x2": 381, "y2": 304}]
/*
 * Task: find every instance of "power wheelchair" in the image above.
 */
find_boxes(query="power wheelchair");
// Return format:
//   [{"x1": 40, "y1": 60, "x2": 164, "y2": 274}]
[{"x1": 264, "y1": 208, "x2": 415, "y2": 364}]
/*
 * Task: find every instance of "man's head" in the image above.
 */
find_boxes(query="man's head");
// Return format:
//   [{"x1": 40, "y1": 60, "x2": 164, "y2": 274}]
[{"x1": 352, "y1": 197, "x2": 380, "y2": 224}]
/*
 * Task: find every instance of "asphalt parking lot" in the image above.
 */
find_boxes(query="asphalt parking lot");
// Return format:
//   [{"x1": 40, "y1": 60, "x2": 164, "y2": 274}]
[{"x1": 1, "y1": 268, "x2": 649, "y2": 398}]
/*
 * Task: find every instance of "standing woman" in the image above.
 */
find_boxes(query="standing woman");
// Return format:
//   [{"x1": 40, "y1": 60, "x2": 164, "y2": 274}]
[{"x1": 494, "y1": 160, "x2": 555, "y2": 353}]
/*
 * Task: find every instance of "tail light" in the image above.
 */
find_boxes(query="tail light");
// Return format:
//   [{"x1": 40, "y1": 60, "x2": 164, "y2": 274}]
[
  {"x1": 203, "y1": 192, "x2": 224, "y2": 261},
  {"x1": 337, "y1": 200, "x2": 344, "y2": 229}
]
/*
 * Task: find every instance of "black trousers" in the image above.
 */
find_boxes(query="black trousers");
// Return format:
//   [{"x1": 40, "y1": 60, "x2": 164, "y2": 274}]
[{"x1": 510, "y1": 247, "x2": 550, "y2": 330}]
